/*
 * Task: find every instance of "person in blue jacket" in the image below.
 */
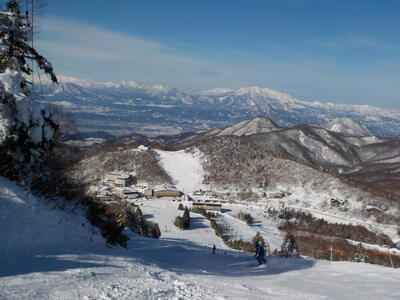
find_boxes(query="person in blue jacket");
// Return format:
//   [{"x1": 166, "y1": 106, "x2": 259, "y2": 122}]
[{"x1": 255, "y1": 241, "x2": 267, "y2": 265}]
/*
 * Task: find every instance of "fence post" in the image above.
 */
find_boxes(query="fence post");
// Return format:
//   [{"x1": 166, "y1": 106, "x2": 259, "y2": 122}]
[
  {"x1": 330, "y1": 245, "x2": 333, "y2": 262},
  {"x1": 388, "y1": 252, "x2": 394, "y2": 268}
]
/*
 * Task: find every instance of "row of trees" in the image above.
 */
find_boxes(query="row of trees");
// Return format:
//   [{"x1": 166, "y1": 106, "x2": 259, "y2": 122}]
[
  {"x1": 89, "y1": 201, "x2": 161, "y2": 246},
  {"x1": 236, "y1": 211, "x2": 254, "y2": 225}
]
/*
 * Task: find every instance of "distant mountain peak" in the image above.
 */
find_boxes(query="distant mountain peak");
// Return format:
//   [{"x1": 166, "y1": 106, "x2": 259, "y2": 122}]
[
  {"x1": 198, "y1": 88, "x2": 235, "y2": 95},
  {"x1": 56, "y1": 75, "x2": 99, "y2": 88},
  {"x1": 199, "y1": 86, "x2": 300, "y2": 107},
  {"x1": 320, "y1": 117, "x2": 375, "y2": 136},
  {"x1": 237, "y1": 86, "x2": 298, "y2": 103},
  {"x1": 104, "y1": 80, "x2": 142, "y2": 89},
  {"x1": 42, "y1": 75, "x2": 194, "y2": 105},
  {"x1": 217, "y1": 116, "x2": 280, "y2": 136}
]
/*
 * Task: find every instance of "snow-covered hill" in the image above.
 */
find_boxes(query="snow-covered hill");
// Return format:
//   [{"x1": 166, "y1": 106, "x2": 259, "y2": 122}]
[
  {"x1": 216, "y1": 116, "x2": 280, "y2": 136},
  {"x1": 101, "y1": 115, "x2": 399, "y2": 194},
  {"x1": 40, "y1": 76, "x2": 400, "y2": 137},
  {"x1": 243, "y1": 125, "x2": 363, "y2": 170},
  {"x1": 320, "y1": 117, "x2": 376, "y2": 136},
  {"x1": 0, "y1": 177, "x2": 103, "y2": 258}
]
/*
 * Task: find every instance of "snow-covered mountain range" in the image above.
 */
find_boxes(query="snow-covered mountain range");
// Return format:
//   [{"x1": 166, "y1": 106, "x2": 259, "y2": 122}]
[
  {"x1": 97, "y1": 115, "x2": 400, "y2": 199},
  {"x1": 40, "y1": 76, "x2": 400, "y2": 137}
]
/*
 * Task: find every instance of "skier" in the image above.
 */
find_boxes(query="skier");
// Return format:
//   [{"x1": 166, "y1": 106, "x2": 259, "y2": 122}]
[
  {"x1": 212, "y1": 245, "x2": 216, "y2": 255},
  {"x1": 254, "y1": 241, "x2": 267, "y2": 266}
]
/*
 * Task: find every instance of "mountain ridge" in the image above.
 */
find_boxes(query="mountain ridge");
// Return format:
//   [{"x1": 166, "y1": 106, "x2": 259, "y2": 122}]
[
  {"x1": 320, "y1": 117, "x2": 375, "y2": 136},
  {"x1": 40, "y1": 75, "x2": 400, "y2": 137}
]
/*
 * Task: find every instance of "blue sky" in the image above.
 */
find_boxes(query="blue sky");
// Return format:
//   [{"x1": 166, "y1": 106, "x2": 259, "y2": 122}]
[{"x1": 35, "y1": 0, "x2": 400, "y2": 109}]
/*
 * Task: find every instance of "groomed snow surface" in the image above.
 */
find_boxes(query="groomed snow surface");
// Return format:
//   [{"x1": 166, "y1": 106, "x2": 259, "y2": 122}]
[
  {"x1": 1, "y1": 173, "x2": 400, "y2": 299},
  {"x1": 155, "y1": 149, "x2": 205, "y2": 193}
]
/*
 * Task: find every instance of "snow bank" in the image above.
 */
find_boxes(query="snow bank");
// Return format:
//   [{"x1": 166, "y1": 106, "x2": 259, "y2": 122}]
[{"x1": 0, "y1": 177, "x2": 102, "y2": 257}]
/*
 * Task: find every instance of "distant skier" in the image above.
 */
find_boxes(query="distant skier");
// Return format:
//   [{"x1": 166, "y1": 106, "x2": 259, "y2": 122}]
[
  {"x1": 212, "y1": 245, "x2": 216, "y2": 255},
  {"x1": 254, "y1": 241, "x2": 267, "y2": 266}
]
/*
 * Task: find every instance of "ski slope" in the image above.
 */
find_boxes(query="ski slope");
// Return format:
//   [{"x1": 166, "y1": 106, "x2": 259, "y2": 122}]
[
  {"x1": 155, "y1": 149, "x2": 205, "y2": 193},
  {"x1": 222, "y1": 203, "x2": 284, "y2": 251},
  {"x1": 1, "y1": 176, "x2": 400, "y2": 299},
  {"x1": 140, "y1": 199, "x2": 229, "y2": 251}
]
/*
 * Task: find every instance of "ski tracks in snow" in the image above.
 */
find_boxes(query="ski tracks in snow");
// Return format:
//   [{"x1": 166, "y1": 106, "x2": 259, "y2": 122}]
[{"x1": 83, "y1": 263, "x2": 217, "y2": 300}]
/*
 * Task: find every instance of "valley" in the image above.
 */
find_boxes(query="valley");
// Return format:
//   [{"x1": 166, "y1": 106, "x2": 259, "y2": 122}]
[
  {"x1": 3, "y1": 87, "x2": 400, "y2": 298},
  {"x1": 62, "y1": 134, "x2": 400, "y2": 266},
  {"x1": 1, "y1": 2, "x2": 400, "y2": 299}
]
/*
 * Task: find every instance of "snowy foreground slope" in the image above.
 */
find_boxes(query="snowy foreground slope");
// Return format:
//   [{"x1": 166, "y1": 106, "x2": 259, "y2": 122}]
[{"x1": 1, "y1": 176, "x2": 400, "y2": 300}]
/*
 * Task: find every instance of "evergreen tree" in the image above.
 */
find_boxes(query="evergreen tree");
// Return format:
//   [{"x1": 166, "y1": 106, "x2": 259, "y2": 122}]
[
  {"x1": 252, "y1": 232, "x2": 266, "y2": 248},
  {"x1": 352, "y1": 243, "x2": 369, "y2": 263},
  {"x1": 174, "y1": 207, "x2": 190, "y2": 230},
  {"x1": 280, "y1": 233, "x2": 300, "y2": 257},
  {"x1": 147, "y1": 223, "x2": 161, "y2": 239},
  {"x1": 0, "y1": 0, "x2": 58, "y2": 183},
  {"x1": 0, "y1": 0, "x2": 57, "y2": 84},
  {"x1": 126, "y1": 205, "x2": 161, "y2": 238},
  {"x1": 183, "y1": 207, "x2": 190, "y2": 228}
]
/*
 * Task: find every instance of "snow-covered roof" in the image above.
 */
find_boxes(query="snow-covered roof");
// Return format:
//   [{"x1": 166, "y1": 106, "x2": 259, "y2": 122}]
[
  {"x1": 122, "y1": 188, "x2": 139, "y2": 194},
  {"x1": 116, "y1": 174, "x2": 130, "y2": 180},
  {"x1": 153, "y1": 184, "x2": 179, "y2": 192},
  {"x1": 97, "y1": 191, "x2": 117, "y2": 198},
  {"x1": 108, "y1": 171, "x2": 131, "y2": 180}
]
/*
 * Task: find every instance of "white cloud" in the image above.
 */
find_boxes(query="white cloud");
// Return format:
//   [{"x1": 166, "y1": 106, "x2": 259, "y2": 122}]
[
  {"x1": 37, "y1": 16, "x2": 243, "y2": 90},
  {"x1": 317, "y1": 35, "x2": 379, "y2": 49}
]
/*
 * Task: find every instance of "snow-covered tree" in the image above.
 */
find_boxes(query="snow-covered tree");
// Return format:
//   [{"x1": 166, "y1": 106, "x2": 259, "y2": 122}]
[
  {"x1": 0, "y1": 0, "x2": 57, "y2": 183},
  {"x1": 352, "y1": 243, "x2": 369, "y2": 263},
  {"x1": 252, "y1": 232, "x2": 266, "y2": 248},
  {"x1": 280, "y1": 233, "x2": 300, "y2": 257},
  {"x1": 174, "y1": 207, "x2": 190, "y2": 230},
  {"x1": 0, "y1": 0, "x2": 57, "y2": 84}
]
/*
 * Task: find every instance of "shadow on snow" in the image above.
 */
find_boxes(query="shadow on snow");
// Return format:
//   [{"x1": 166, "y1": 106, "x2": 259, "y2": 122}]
[
  {"x1": 0, "y1": 233, "x2": 314, "y2": 278},
  {"x1": 187, "y1": 217, "x2": 209, "y2": 229},
  {"x1": 126, "y1": 234, "x2": 315, "y2": 277},
  {"x1": 0, "y1": 253, "x2": 120, "y2": 277}
]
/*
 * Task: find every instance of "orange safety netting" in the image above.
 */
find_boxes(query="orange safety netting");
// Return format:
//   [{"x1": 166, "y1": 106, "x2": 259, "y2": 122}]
[
  {"x1": 314, "y1": 249, "x2": 400, "y2": 256},
  {"x1": 314, "y1": 248, "x2": 349, "y2": 255}
]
